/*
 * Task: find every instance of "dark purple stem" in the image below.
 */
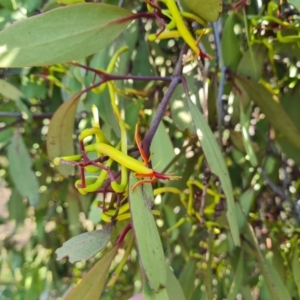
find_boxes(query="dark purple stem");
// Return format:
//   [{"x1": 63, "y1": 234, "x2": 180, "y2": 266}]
[{"x1": 116, "y1": 223, "x2": 132, "y2": 245}]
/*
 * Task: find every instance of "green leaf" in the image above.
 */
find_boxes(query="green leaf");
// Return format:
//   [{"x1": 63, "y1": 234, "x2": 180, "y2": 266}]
[
  {"x1": 46, "y1": 93, "x2": 81, "y2": 177},
  {"x1": 288, "y1": 0, "x2": 300, "y2": 12},
  {"x1": 227, "y1": 250, "x2": 244, "y2": 300},
  {"x1": 179, "y1": 260, "x2": 196, "y2": 300},
  {"x1": 237, "y1": 44, "x2": 267, "y2": 80},
  {"x1": 143, "y1": 282, "x2": 169, "y2": 300},
  {"x1": 56, "y1": 225, "x2": 111, "y2": 263},
  {"x1": 170, "y1": 73, "x2": 198, "y2": 134},
  {"x1": 0, "y1": 3, "x2": 133, "y2": 67},
  {"x1": 235, "y1": 76, "x2": 300, "y2": 150},
  {"x1": 0, "y1": 79, "x2": 32, "y2": 119},
  {"x1": 187, "y1": 100, "x2": 240, "y2": 246},
  {"x1": 0, "y1": 79, "x2": 24, "y2": 101},
  {"x1": 221, "y1": 13, "x2": 242, "y2": 71},
  {"x1": 129, "y1": 174, "x2": 167, "y2": 292},
  {"x1": 292, "y1": 247, "x2": 300, "y2": 297},
  {"x1": 240, "y1": 105, "x2": 258, "y2": 167},
  {"x1": 165, "y1": 267, "x2": 185, "y2": 300},
  {"x1": 140, "y1": 266, "x2": 184, "y2": 300},
  {"x1": 7, "y1": 189, "x2": 26, "y2": 223},
  {"x1": 64, "y1": 245, "x2": 118, "y2": 300},
  {"x1": 150, "y1": 117, "x2": 175, "y2": 173},
  {"x1": 7, "y1": 131, "x2": 40, "y2": 206},
  {"x1": 179, "y1": 0, "x2": 222, "y2": 22}
]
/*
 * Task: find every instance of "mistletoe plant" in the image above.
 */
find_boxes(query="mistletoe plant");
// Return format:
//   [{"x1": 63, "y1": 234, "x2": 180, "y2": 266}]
[{"x1": 2, "y1": 0, "x2": 300, "y2": 299}]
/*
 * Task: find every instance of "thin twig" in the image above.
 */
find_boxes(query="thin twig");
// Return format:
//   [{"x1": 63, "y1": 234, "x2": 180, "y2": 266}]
[{"x1": 142, "y1": 45, "x2": 186, "y2": 153}]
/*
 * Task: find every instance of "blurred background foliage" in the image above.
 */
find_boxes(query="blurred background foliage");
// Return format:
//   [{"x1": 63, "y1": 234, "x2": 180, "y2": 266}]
[{"x1": 1, "y1": 0, "x2": 300, "y2": 299}]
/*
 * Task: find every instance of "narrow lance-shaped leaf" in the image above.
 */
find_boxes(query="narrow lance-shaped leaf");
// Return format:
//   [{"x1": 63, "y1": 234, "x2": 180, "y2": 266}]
[
  {"x1": 0, "y1": 3, "x2": 133, "y2": 67},
  {"x1": 187, "y1": 100, "x2": 240, "y2": 246},
  {"x1": 7, "y1": 131, "x2": 40, "y2": 206},
  {"x1": 129, "y1": 174, "x2": 167, "y2": 292},
  {"x1": 65, "y1": 245, "x2": 119, "y2": 300},
  {"x1": 46, "y1": 93, "x2": 81, "y2": 177}
]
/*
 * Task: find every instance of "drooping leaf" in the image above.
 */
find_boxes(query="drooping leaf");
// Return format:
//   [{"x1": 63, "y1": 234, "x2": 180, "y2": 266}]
[
  {"x1": 0, "y1": 79, "x2": 32, "y2": 119},
  {"x1": 141, "y1": 267, "x2": 185, "y2": 300},
  {"x1": 165, "y1": 266, "x2": 186, "y2": 300},
  {"x1": 56, "y1": 225, "x2": 112, "y2": 263},
  {"x1": 237, "y1": 44, "x2": 267, "y2": 80},
  {"x1": 235, "y1": 76, "x2": 300, "y2": 150},
  {"x1": 292, "y1": 246, "x2": 300, "y2": 296},
  {"x1": 7, "y1": 188, "x2": 26, "y2": 223},
  {"x1": 46, "y1": 93, "x2": 81, "y2": 177},
  {"x1": 227, "y1": 250, "x2": 244, "y2": 300},
  {"x1": 277, "y1": 83, "x2": 300, "y2": 164},
  {"x1": 129, "y1": 174, "x2": 167, "y2": 292},
  {"x1": 150, "y1": 116, "x2": 175, "y2": 173},
  {"x1": 0, "y1": 3, "x2": 133, "y2": 67},
  {"x1": 0, "y1": 79, "x2": 24, "y2": 101},
  {"x1": 142, "y1": 281, "x2": 169, "y2": 300},
  {"x1": 187, "y1": 100, "x2": 240, "y2": 246},
  {"x1": 64, "y1": 245, "x2": 118, "y2": 300},
  {"x1": 170, "y1": 72, "x2": 198, "y2": 134},
  {"x1": 179, "y1": 260, "x2": 196, "y2": 300},
  {"x1": 7, "y1": 131, "x2": 40, "y2": 206},
  {"x1": 221, "y1": 13, "x2": 242, "y2": 71},
  {"x1": 179, "y1": 0, "x2": 222, "y2": 22},
  {"x1": 66, "y1": 187, "x2": 82, "y2": 237}
]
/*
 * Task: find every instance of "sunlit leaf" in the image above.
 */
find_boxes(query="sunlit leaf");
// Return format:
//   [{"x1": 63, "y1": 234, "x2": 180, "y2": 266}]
[
  {"x1": 179, "y1": 0, "x2": 222, "y2": 22},
  {"x1": 56, "y1": 225, "x2": 112, "y2": 263},
  {"x1": 187, "y1": 100, "x2": 240, "y2": 246},
  {"x1": 46, "y1": 93, "x2": 81, "y2": 177},
  {"x1": 129, "y1": 174, "x2": 167, "y2": 292},
  {"x1": 64, "y1": 245, "x2": 118, "y2": 300},
  {"x1": 0, "y1": 3, "x2": 133, "y2": 67},
  {"x1": 7, "y1": 131, "x2": 40, "y2": 206}
]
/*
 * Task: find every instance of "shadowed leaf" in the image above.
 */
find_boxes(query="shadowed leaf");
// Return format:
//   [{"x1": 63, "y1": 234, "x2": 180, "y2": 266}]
[
  {"x1": 8, "y1": 131, "x2": 40, "y2": 206},
  {"x1": 47, "y1": 93, "x2": 81, "y2": 177},
  {"x1": 65, "y1": 245, "x2": 118, "y2": 300}
]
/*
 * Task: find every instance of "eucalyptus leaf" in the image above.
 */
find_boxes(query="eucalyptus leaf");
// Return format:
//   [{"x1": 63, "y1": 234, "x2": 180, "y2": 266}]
[{"x1": 0, "y1": 3, "x2": 133, "y2": 67}]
